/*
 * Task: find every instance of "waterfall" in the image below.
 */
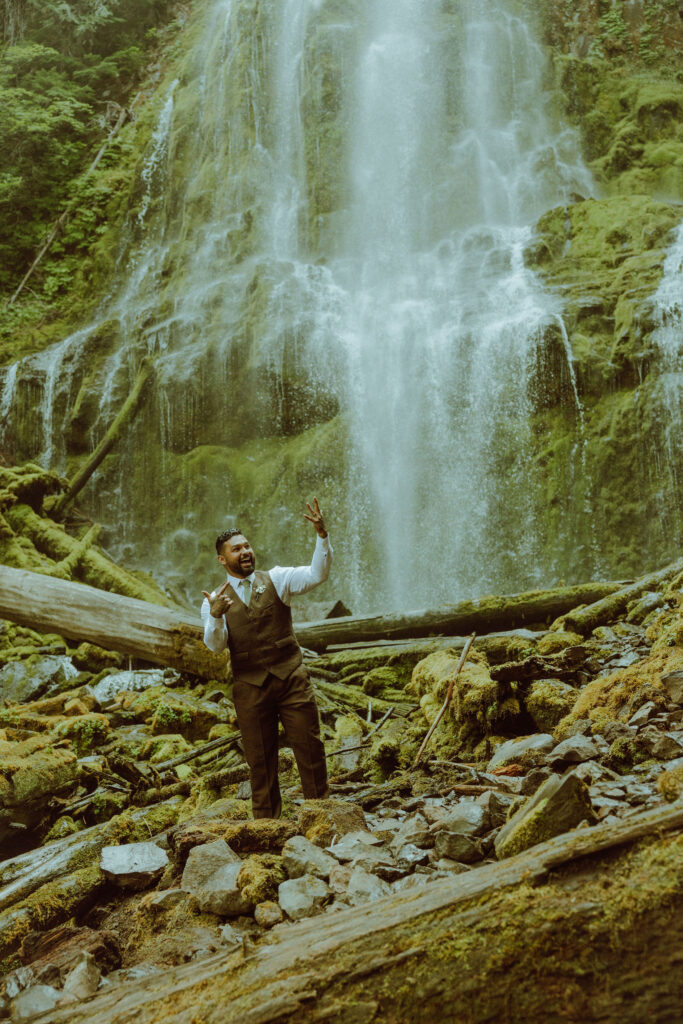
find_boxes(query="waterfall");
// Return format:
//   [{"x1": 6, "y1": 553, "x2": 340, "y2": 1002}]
[
  {"x1": 651, "y1": 218, "x2": 683, "y2": 501},
  {"x1": 1, "y1": 0, "x2": 604, "y2": 610}
]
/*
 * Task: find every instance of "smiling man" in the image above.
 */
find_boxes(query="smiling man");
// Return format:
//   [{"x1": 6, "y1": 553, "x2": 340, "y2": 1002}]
[{"x1": 201, "y1": 499, "x2": 331, "y2": 818}]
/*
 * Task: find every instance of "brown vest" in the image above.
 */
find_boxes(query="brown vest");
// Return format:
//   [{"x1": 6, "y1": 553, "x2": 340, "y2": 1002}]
[{"x1": 224, "y1": 570, "x2": 302, "y2": 686}]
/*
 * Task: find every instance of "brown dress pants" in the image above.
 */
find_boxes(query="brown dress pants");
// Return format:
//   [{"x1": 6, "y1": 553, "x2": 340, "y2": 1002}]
[{"x1": 232, "y1": 664, "x2": 329, "y2": 818}]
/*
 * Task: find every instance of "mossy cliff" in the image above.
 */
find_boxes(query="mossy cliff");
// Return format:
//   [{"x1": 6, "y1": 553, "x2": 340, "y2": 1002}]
[{"x1": 0, "y1": 0, "x2": 681, "y2": 608}]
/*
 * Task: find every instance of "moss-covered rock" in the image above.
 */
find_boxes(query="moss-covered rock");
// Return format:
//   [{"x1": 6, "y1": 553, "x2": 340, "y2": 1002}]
[
  {"x1": 51, "y1": 713, "x2": 110, "y2": 756},
  {"x1": 526, "y1": 678, "x2": 579, "y2": 732},
  {"x1": 237, "y1": 854, "x2": 286, "y2": 907}
]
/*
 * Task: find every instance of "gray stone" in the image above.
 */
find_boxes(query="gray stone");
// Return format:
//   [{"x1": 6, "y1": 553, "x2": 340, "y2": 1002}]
[
  {"x1": 281, "y1": 835, "x2": 338, "y2": 880},
  {"x1": 487, "y1": 734, "x2": 555, "y2": 771},
  {"x1": 181, "y1": 839, "x2": 250, "y2": 916},
  {"x1": 431, "y1": 858, "x2": 471, "y2": 874},
  {"x1": 254, "y1": 900, "x2": 283, "y2": 928},
  {"x1": 11, "y1": 986, "x2": 62, "y2": 1022},
  {"x1": 149, "y1": 888, "x2": 190, "y2": 912},
  {"x1": 91, "y1": 668, "x2": 171, "y2": 703},
  {"x1": 0, "y1": 655, "x2": 77, "y2": 704},
  {"x1": 637, "y1": 728, "x2": 683, "y2": 761},
  {"x1": 549, "y1": 735, "x2": 601, "y2": 764},
  {"x1": 219, "y1": 923, "x2": 245, "y2": 949},
  {"x1": 388, "y1": 813, "x2": 430, "y2": 854},
  {"x1": 100, "y1": 842, "x2": 168, "y2": 889},
  {"x1": 433, "y1": 831, "x2": 483, "y2": 864},
  {"x1": 236, "y1": 780, "x2": 252, "y2": 800},
  {"x1": 327, "y1": 830, "x2": 386, "y2": 862},
  {"x1": 348, "y1": 844, "x2": 396, "y2": 876},
  {"x1": 346, "y1": 866, "x2": 391, "y2": 906},
  {"x1": 520, "y1": 768, "x2": 551, "y2": 795},
  {"x1": 477, "y1": 790, "x2": 515, "y2": 828},
  {"x1": 278, "y1": 874, "x2": 330, "y2": 921},
  {"x1": 439, "y1": 801, "x2": 487, "y2": 836},
  {"x1": 563, "y1": 718, "x2": 593, "y2": 738},
  {"x1": 62, "y1": 951, "x2": 101, "y2": 1001},
  {"x1": 495, "y1": 771, "x2": 597, "y2": 859},
  {"x1": 602, "y1": 720, "x2": 635, "y2": 744},
  {"x1": 328, "y1": 863, "x2": 353, "y2": 895},
  {"x1": 628, "y1": 702, "x2": 657, "y2": 728},
  {"x1": 395, "y1": 843, "x2": 430, "y2": 870},
  {"x1": 662, "y1": 670, "x2": 683, "y2": 706}
]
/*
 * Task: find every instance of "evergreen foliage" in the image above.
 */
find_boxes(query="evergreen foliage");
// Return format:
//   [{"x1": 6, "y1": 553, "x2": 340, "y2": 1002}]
[{"x1": 0, "y1": 0, "x2": 174, "y2": 295}]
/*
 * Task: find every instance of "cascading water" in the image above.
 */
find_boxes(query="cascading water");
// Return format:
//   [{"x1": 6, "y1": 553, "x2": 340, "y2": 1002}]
[
  {"x1": 0, "y1": 0, "x2": 644, "y2": 611},
  {"x1": 651, "y1": 218, "x2": 683, "y2": 500}
]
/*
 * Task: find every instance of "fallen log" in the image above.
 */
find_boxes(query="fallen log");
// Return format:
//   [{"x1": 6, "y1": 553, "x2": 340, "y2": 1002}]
[
  {"x1": 295, "y1": 579, "x2": 626, "y2": 650},
  {"x1": 561, "y1": 557, "x2": 683, "y2": 635},
  {"x1": 0, "y1": 564, "x2": 228, "y2": 680},
  {"x1": 40, "y1": 802, "x2": 683, "y2": 1024}
]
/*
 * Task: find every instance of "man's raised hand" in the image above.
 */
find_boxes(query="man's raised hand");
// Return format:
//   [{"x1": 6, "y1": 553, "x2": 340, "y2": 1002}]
[
  {"x1": 202, "y1": 580, "x2": 233, "y2": 619},
  {"x1": 303, "y1": 496, "x2": 327, "y2": 538}
]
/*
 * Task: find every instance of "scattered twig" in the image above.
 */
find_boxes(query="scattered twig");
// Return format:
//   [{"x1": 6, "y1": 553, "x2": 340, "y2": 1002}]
[
  {"x1": 154, "y1": 733, "x2": 240, "y2": 772},
  {"x1": 413, "y1": 633, "x2": 475, "y2": 767},
  {"x1": 328, "y1": 705, "x2": 395, "y2": 757}
]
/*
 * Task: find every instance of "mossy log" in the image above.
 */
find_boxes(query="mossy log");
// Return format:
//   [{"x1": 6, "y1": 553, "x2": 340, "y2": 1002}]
[
  {"x1": 0, "y1": 565, "x2": 228, "y2": 680},
  {"x1": 52, "y1": 358, "x2": 154, "y2": 517},
  {"x1": 562, "y1": 558, "x2": 683, "y2": 635},
  {"x1": 4, "y1": 503, "x2": 174, "y2": 606},
  {"x1": 39, "y1": 802, "x2": 683, "y2": 1024},
  {"x1": 296, "y1": 580, "x2": 626, "y2": 651}
]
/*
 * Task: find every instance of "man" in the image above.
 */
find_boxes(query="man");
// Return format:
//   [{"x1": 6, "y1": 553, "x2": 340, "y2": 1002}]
[{"x1": 201, "y1": 498, "x2": 331, "y2": 819}]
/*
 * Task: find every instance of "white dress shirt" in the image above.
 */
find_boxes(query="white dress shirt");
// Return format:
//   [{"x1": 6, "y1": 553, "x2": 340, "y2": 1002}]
[{"x1": 201, "y1": 535, "x2": 332, "y2": 654}]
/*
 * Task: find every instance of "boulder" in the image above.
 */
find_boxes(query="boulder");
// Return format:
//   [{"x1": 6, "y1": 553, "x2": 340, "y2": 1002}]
[
  {"x1": 525, "y1": 678, "x2": 578, "y2": 732},
  {"x1": 236, "y1": 854, "x2": 286, "y2": 905},
  {"x1": 487, "y1": 734, "x2": 555, "y2": 771},
  {"x1": 433, "y1": 831, "x2": 484, "y2": 864},
  {"x1": 0, "y1": 655, "x2": 77, "y2": 704},
  {"x1": 438, "y1": 801, "x2": 487, "y2": 837},
  {"x1": 61, "y1": 951, "x2": 101, "y2": 1000},
  {"x1": 495, "y1": 771, "x2": 597, "y2": 859},
  {"x1": 100, "y1": 842, "x2": 169, "y2": 890},
  {"x1": 254, "y1": 901, "x2": 283, "y2": 928},
  {"x1": 281, "y1": 835, "x2": 338, "y2": 880},
  {"x1": 661, "y1": 670, "x2": 683, "y2": 705},
  {"x1": 637, "y1": 728, "x2": 683, "y2": 760},
  {"x1": 278, "y1": 875, "x2": 330, "y2": 921},
  {"x1": 549, "y1": 735, "x2": 602, "y2": 765},
  {"x1": 11, "y1": 985, "x2": 62, "y2": 1021},
  {"x1": 298, "y1": 799, "x2": 367, "y2": 847},
  {"x1": 0, "y1": 736, "x2": 79, "y2": 843},
  {"x1": 346, "y1": 867, "x2": 391, "y2": 906},
  {"x1": 181, "y1": 839, "x2": 251, "y2": 916},
  {"x1": 328, "y1": 830, "x2": 386, "y2": 862}
]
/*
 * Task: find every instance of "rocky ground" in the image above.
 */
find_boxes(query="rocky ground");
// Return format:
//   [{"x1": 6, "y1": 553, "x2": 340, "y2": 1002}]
[{"x1": 1, "y1": 539, "x2": 682, "y2": 1021}]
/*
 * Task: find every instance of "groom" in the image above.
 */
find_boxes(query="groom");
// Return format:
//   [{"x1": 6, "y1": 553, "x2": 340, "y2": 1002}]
[{"x1": 201, "y1": 499, "x2": 331, "y2": 818}]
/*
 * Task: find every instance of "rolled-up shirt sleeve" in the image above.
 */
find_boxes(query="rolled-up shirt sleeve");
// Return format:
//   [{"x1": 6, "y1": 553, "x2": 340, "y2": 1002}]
[
  {"x1": 270, "y1": 535, "x2": 333, "y2": 606},
  {"x1": 201, "y1": 593, "x2": 229, "y2": 652}
]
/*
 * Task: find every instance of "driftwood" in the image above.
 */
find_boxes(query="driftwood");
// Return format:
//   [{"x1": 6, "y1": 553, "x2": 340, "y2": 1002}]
[
  {"x1": 562, "y1": 557, "x2": 683, "y2": 635},
  {"x1": 53, "y1": 358, "x2": 154, "y2": 516},
  {"x1": 39, "y1": 802, "x2": 683, "y2": 1024},
  {"x1": 0, "y1": 565, "x2": 228, "y2": 679},
  {"x1": 295, "y1": 579, "x2": 625, "y2": 650}
]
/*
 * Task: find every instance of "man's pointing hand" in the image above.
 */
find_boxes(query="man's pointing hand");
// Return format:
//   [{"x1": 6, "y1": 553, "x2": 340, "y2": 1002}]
[{"x1": 202, "y1": 580, "x2": 233, "y2": 619}]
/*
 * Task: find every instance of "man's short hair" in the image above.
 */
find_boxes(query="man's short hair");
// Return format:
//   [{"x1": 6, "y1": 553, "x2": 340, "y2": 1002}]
[{"x1": 216, "y1": 528, "x2": 244, "y2": 554}]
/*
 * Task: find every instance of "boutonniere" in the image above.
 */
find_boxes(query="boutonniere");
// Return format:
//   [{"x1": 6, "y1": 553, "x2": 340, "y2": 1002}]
[{"x1": 253, "y1": 583, "x2": 267, "y2": 598}]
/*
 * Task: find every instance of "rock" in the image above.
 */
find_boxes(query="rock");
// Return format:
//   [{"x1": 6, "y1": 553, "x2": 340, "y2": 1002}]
[
  {"x1": 254, "y1": 900, "x2": 283, "y2": 928},
  {"x1": 181, "y1": 839, "x2": 251, "y2": 916},
  {"x1": 433, "y1": 831, "x2": 483, "y2": 864},
  {"x1": 388, "y1": 813, "x2": 430, "y2": 854},
  {"x1": 0, "y1": 655, "x2": 77, "y2": 704},
  {"x1": 298, "y1": 799, "x2": 367, "y2": 847},
  {"x1": 525, "y1": 678, "x2": 578, "y2": 732},
  {"x1": 438, "y1": 801, "x2": 487, "y2": 836},
  {"x1": 628, "y1": 702, "x2": 657, "y2": 728},
  {"x1": 549, "y1": 735, "x2": 601, "y2": 765},
  {"x1": 61, "y1": 951, "x2": 101, "y2": 1000},
  {"x1": 278, "y1": 875, "x2": 330, "y2": 921},
  {"x1": 476, "y1": 790, "x2": 515, "y2": 828},
  {"x1": 495, "y1": 771, "x2": 597, "y2": 859},
  {"x1": 395, "y1": 843, "x2": 430, "y2": 870},
  {"x1": 346, "y1": 866, "x2": 391, "y2": 905},
  {"x1": 487, "y1": 734, "x2": 555, "y2": 771},
  {"x1": 657, "y1": 759, "x2": 683, "y2": 801},
  {"x1": 328, "y1": 863, "x2": 353, "y2": 895},
  {"x1": 520, "y1": 768, "x2": 551, "y2": 795},
  {"x1": 281, "y1": 835, "x2": 338, "y2": 880},
  {"x1": 0, "y1": 736, "x2": 79, "y2": 843},
  {"x1": 661, "y1": 670, "x2": 683, "y2": 705},
  {"x1": 149, "y1": 889, "x2": 190, "y2": 913},
  {"x1": 637, "y1": 728, "x2": 683, "y2": 760},
  {"x1": 431, "y1": 858, "x2": 472, "y2": 874},
  {"x1": 327, "y1": 830, "x2": 385, "y2": 861},
  {"x1": 237, "y1": 854, "x2": 286, "y2": 905},
  {"x1": 169, "y1": 816, "x2": 296, "y2": 866},
  {"x1": 602, "y1": 720, "x2": 635, "y2": 743},
  {"x1": 219, "y1": 923, "x2": 244, "y2": 950},
  {"x1": 100, "y1": 842, "x2": 169, "y2": 889},
  {"x1": 11, "y1": 985, "x2": 62, "y2": 1022},
  {"x1": 90, "y1": 668, "x2": 170, "y2": 704}
]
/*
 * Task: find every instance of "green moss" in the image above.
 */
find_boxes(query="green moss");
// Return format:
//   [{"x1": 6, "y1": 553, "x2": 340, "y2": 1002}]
[{"x1": 237, "y1": 854, "x2": 286, "y2": 907}]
